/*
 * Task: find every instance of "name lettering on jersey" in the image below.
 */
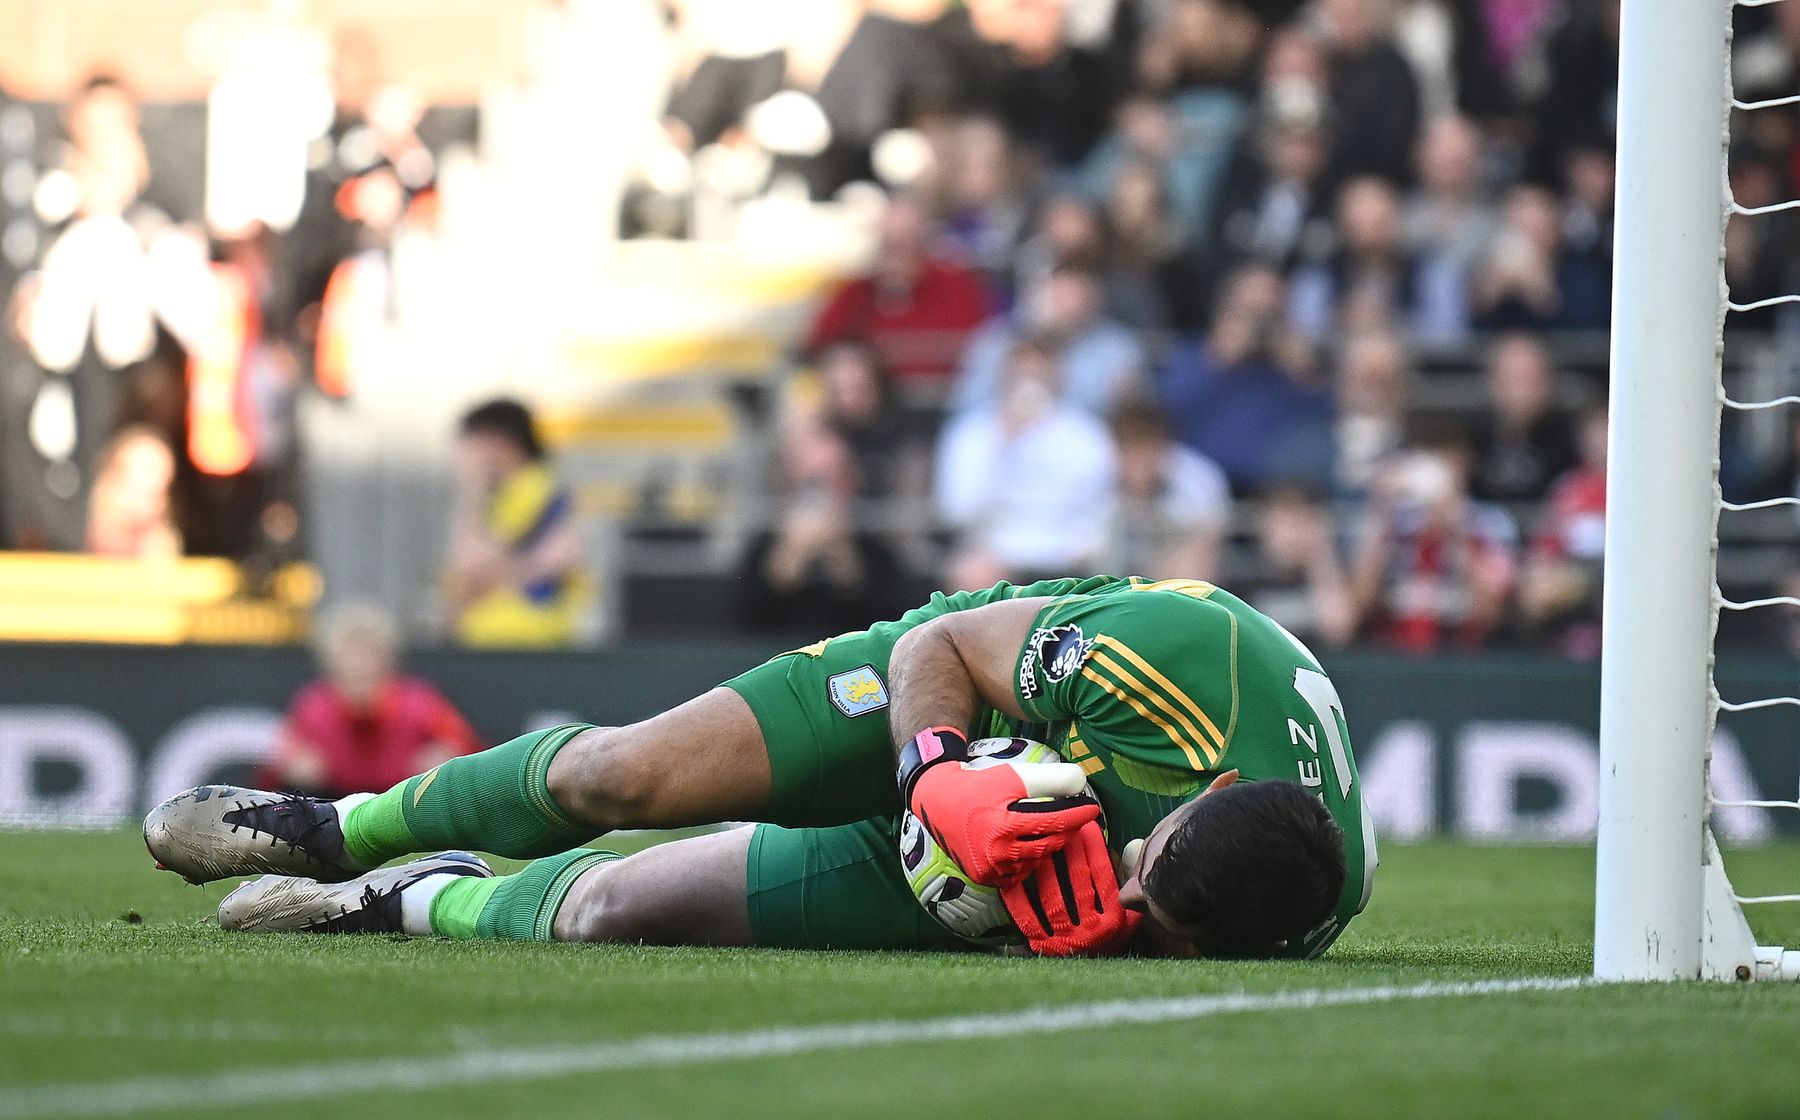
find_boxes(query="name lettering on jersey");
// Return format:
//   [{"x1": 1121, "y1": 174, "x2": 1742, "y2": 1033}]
[
  {"x1": 1288, "y1": 718, "x2": 1318, "y2": 755},
  {"x1": 1018, "y1": 624, "x2": 1093, "y2": 700},
  {"x1": 1289, "y1": 718, "x2": 1325, "y2": 788},
  {"x1": 827, "y1": 665, "x2": 890, "y2": 717}
]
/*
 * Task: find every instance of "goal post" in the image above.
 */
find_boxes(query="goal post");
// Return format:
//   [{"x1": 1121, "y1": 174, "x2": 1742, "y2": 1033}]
[
  {"x1": 1595, "y1": 0, "x2": 1800, "y2": 982},
  {"x1": 1592, "y1": 0, "x2": 1732, "y2": 982}
]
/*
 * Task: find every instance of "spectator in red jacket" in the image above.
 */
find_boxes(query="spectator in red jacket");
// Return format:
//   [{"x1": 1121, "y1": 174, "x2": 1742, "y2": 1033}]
[
  {"x1": 1519, "y1": 405, "x2": 1608, "y2": 658},
  {"x1": 1349, "y1": 431, "x2": 1519, "y2": 652},
  {"x1": 260, "y1": 603, "x2": 484, "y2": 797},
  {"x1": 806, "y1": 192, "x2": 991, "y2": 386}
]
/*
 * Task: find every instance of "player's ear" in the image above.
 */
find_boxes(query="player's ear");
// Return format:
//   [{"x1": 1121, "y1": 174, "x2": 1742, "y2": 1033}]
[
  {"x1": 1117, "y1": 838, "x2": 1148, "y2": 911},
  {"x1": 1118, "y1": 876, "x2": 1147, "y2": 912}
]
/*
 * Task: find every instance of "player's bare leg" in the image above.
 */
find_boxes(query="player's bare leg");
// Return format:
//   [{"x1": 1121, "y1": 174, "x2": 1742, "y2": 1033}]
[
  {"x1": 548, "y1": 827, "x2": 752, "y2": 945},
  {"x1": 544, "y1": 689, "x2": 772, "y2": 833},
  {"x1": 217, "y1": 828, "x2": 755, "y2": 947},
  {"x1": 146, "y1": 687, "x2": 772, "y2": 885}
]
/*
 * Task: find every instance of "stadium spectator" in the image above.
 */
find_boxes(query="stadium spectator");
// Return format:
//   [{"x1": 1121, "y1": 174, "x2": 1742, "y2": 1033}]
[
  {"x1": 1134, "y1": 0, "x2": 1263, "y2": 100},
  {"x1": 806, "y1": 192, "x2": 991, "y2": 385},
  {"x1": 1088, "y1": 0, "x2": 1256, "y2": 246},
  {"x1": 927, "y1": 0, "x2": 1123, "y2": 169},
  {"x1": 84, "y1": 424, "x2": 179, "y2": 559},
  {"x1": 10, "y1": 74, "x2": 206, "y2": 551},
  {"x1": 286, "y1": 28, "x2": 384, "y2": 331},
  {"x1": 309, "y1": 82, "x2": 438, "y2": 400},
  {"x1": 1519, "y1": 404, "x2": 1608, "y2": 658},
  {"x1": 1389, "y1": 0, "x2": 1514, "y2": 122},
  {"x1": 444, "y1": 398, "x2": 587, "y2": 648},
  {"x1": 1332, "y1": 329, "x2": 1411, "y2": 496},
  {"x1": 1096, "y1": 156, "x2": 1218, "y2": 331},
  {"x1": 1210, "y1": 32, "x2": 1334, "y2": 275},
  {"x1": 1403, "y1": 114, "x2": 1498, "y2": 348},
  {"x1": 950, "y1": 259, "x2": 1145, "y2": 416},
  {"x1": 1349, "y1": 432, "x2": 1519, "y2": 652},
  {"x1": 937, "y1": 115, "x2": 1028, "y2": 283},
  {"x1": 1526, "y1": 0, "x2": 1621, "y2": 184},
  {"x1": 1318, "y1": 0, "x2": 1423, "y2": 187},
  {"x1": 177, "y1": 223, "x2": 306, "y2": 563},
  {"x1": 737, "y1": 340, "x2": 911, "y2": 636},
  {"x1": 260, "y1": 602, "x2": 483, "y2": 798},
  {"x1": 812, "y1": 337, "x2": 929, "y2": 501},
  {"x1": 935, "y1": 335, "x2": 1117, "y2": 590},
  {"x1": 1234, "y1": 483, "x2": 1358, "y2": 650},
  {"x1": 1554, "y1": 144, "x2": 1615, "y2": 329},
  {"x1": 1468, "y1": 333, "x2": 1578, "y2": 502},
  {"x1": 1161, "y1": 265, "x2": 1334, "y2": 493},
  {"x1": 1009, "y1": 190, "x2": 1106, "y2": 305},
  {"x1": 1472, "y1": 183, "x2": 1608, "y2": 332},
  {"x1": 1101, "y1": 398, "x2": 1232, "y2": 581},
  {"x1": 1288, "y1": 175, "x2": 1419, "y2": 344}
]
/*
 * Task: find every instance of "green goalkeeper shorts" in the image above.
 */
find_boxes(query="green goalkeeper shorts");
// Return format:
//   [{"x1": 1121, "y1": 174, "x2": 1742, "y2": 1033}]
[
  {"x1": 722, "y1": 632, "x2": 907, "y2": 829},
  {"x1": 744, "y1": 816, "x2": 971, "y2": 952}
]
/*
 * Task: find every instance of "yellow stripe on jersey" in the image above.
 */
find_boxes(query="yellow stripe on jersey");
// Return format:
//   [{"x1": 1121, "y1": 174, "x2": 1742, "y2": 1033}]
[
  {"x1": 1093, "y1": 637, "x2": 1231, "y2": 757},
  {"x1": 1086, "y1": 648, "x2": 1221, "y2": 766},
  {"x1": 1080, "y1": 664, "x2": 1217, "y2": 770},
  {"x1": 1126, "y1": 578, "x2": 1218, "y2": 600},
  {"x1": 1078, "y1": 756, "x2": 1106, "y2": 776},
  {"x1": 1219, "y1": 610, "x2": 1240, "y2": 752}
]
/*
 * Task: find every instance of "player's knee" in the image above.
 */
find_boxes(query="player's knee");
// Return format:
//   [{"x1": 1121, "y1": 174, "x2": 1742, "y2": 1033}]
[
  {"x1": 552, "y1": 860, "x2": 664, "y2": 944},
  {"x1": 545, "y1": 725, "x2": 669, "y2": 831}
]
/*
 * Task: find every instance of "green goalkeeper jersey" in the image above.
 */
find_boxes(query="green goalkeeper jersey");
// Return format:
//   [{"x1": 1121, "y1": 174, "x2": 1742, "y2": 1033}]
[{"x1": 960, "y1": 575, "x2": 1375, "y2": 957}]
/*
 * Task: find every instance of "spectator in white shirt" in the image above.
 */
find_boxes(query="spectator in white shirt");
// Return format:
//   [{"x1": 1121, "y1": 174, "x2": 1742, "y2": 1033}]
[
  {"x1": 936, "y1": 335, "x2": 1118, "y2": 591},
  {"x1": 1102, "y1": 399, "x2": 1232, "y2": 581}
]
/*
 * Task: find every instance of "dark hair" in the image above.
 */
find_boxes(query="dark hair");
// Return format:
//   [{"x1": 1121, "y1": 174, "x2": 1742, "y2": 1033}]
[
  {"x1": 459, "y1": 398, "x2": 543, "y2": 461},
  {"x1": 1007, "y1": 330, "x2": 1062, "y2": 367},
  {"x1": 1110, "y1": 396, "x2": 1171, "y2": 444},
  {"x1": 1143, "y1": 780, "x2": 1346, "y2": 958}
]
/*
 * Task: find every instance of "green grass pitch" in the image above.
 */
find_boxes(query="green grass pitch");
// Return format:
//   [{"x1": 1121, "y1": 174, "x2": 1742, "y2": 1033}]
[{"x1": 2, "y1": 831, "x2": 1798, "y2": 1120}]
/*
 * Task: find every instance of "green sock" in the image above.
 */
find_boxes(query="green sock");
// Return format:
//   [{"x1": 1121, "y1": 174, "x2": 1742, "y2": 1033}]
[
  {"x1": 429, "y1": 849, "x2": 622, "y2": 940},
  {"x1": 340, "y1": 724, "x2": 597, "y2": 867}
]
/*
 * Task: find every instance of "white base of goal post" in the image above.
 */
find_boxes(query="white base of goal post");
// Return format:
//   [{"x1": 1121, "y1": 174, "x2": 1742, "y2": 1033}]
[{"x1": 1701, "y1": 830, "x2": 1800, "y2": 981}]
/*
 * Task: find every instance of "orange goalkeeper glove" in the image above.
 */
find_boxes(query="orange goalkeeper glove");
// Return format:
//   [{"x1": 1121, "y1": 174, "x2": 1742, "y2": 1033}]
[
  {"x1": 1001, "y1": 818, "x2": 1141, "y2": 957},
  {"x1": 898, "y1": 727, "x2": 1101, "y2": 887}
]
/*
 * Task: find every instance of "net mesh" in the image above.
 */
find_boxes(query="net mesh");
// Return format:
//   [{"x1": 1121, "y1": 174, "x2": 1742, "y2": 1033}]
[{"x1": 1708, "y1": 0, "x2": 1800, "y2": 974}]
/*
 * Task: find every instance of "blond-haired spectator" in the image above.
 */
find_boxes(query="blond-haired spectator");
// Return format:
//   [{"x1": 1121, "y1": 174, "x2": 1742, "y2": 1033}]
[{"x1": 260, "y1": 603, "x2": 483, "y2": 798}]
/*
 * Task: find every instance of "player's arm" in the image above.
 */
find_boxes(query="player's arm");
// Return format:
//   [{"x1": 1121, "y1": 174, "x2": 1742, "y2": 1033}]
[
  {"x1": 888, "y1": 596, "x2": 1044, "y2": 734},
  {"x1": 888, "y1": 598, "x2": 1098, "y2": 886},
  {"x1": 890, "y1": 596, "x2": 1134, "y2": 955}
]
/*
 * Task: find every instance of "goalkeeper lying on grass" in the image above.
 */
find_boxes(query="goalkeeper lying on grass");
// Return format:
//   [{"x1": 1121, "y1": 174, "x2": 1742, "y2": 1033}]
[{"x1": 146, "y1": 576, "x2": 1374, "y2": 959}]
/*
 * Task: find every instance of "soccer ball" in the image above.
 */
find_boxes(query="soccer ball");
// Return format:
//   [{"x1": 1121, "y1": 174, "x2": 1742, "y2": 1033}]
[{"x1": 898, "y1": 737, "x2": 1100, "y2": 948}]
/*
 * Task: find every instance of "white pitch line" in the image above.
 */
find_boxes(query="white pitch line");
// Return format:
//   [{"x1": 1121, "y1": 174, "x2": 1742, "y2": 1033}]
[{"x1": 0, "y1": 976, "x2": 1585, "y2": 1119}]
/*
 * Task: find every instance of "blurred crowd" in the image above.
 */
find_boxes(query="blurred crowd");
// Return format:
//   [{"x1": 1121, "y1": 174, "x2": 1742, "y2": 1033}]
[
  {"x1": 1, "y1": 0, "x2": 1798, "y2": 661},
  {"x1": 0, "y1": 32, "x2": 440, "y2": 574},
  {"x1": 689, "y1": 0, "x2": 1800, "y2": 657}
]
